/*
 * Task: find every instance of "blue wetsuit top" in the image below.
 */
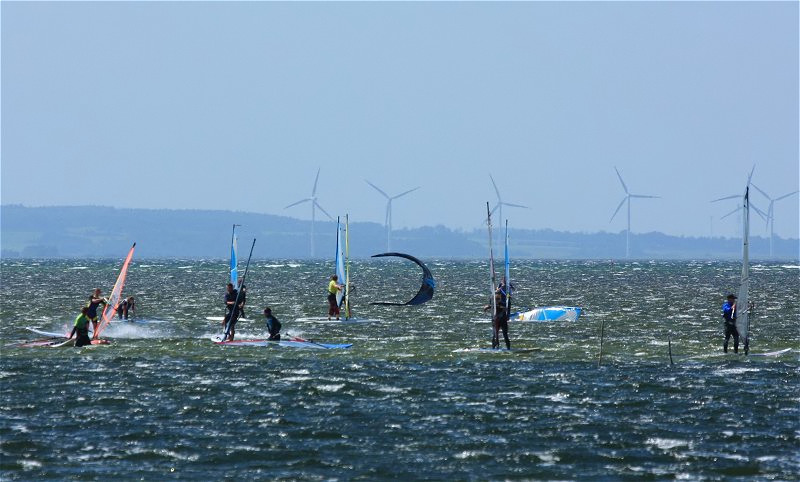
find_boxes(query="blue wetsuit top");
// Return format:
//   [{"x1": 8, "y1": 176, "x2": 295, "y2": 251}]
[{"x1": 722, "y1": 301, "x2": 736, "y2": 324}]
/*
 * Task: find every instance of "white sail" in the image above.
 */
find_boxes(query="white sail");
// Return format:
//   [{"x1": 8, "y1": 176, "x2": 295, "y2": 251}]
[
  {"x1": 344, "y1": 214, "x2": 351, "y2": 319},
  {"x1": 735, "y1": 187, "x2": 750, "y2": 353},
  {"x1": 486, "y1": 203, "x2": 497, "y2": 318}
]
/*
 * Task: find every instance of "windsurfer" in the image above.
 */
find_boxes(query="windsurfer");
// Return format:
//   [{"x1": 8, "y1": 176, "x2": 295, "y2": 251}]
[
  {"x1": 117, "y1": 296, "x2": 136, "y2": 320},
  {"x1": 223, "y1": 283, "x2": 241, "y2": 341},
  {"x1": 485, "y1": 291, "x2": 511, "y2": 350},
  {"x1": 327, "y1": 275, "x2": 343, "y2": 320},
  {"x1": 264, "y1": 307, "x2": 281, "y2": 341},
  {"x1": 722, "y1": 294, "x2": 739, "y2": 353},
  {"x1": 69, "y1": 307, "x2": 93, "y2": 347},
  {"x1": 86, "y1": 288, "x2": 107, "y2": 339}
]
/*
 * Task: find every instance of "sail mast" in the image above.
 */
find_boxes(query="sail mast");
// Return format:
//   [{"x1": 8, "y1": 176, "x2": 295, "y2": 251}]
[
  {"x1": 736, "y1": 187, "x2": 751, "y2": 355},
  {"x1": 504, "y1": 219, "x2": 511, "y2": 317},
  {"x1": 487, "y1": 202, "x2": 497, "y2": 318}
]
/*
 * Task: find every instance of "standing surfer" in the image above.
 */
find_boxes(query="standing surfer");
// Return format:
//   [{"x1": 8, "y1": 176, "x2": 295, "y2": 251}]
[
  {"x1": 485, "y1": 290, "x2": 511, "y2": 350},
  {"x1": 223, "y1": 283, "x2": 242, "y2": 341},
  {"x1": 263, "y1": 307, "x2": 281, "y2": 341},
  {"x1": 86, "y1": 288, "x2": 107, "y2": 339},
  {"x1": 69, "y1": 307, "x2": 93, "y2": 347},
  {"x1": 327, "y1": 275, "x2": 343, "y2": 320},
  {"x1": 721, "y1": 294, "x2": 739, "y2": 353}
]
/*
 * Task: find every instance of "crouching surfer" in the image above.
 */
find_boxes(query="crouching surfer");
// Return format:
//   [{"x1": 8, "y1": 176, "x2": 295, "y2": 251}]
[
  {"x1": 264, "y1": 307, "x2": 281, "y2": 341},
  {"x1": 69, "y1": 307, "x2": 93, "y2": 347}
]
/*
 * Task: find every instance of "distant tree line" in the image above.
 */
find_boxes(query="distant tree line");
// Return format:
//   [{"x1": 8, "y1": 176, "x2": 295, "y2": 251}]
[{"x1": 1, "y1": 205, "x2": 797, "y2": 260}]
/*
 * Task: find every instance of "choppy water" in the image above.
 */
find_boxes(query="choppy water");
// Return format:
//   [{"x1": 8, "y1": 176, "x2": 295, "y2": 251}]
[{"x1": 1, "y1": 259, "x2": 798, "y2": 479}]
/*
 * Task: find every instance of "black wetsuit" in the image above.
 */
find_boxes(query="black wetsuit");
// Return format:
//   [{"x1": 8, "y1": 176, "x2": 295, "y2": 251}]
[
  {"x1": 492, "y1": 295, "x2": 511, "y2": 350},
  {"x1": 722, "y1": 301, "x2": 739, "y2": 353},
  {"x1": 266, "y1": 315, "x2": 281, "y2": 341},
  {"x1": 224, "y1": 289, "x2": 240, "y2": 332}
]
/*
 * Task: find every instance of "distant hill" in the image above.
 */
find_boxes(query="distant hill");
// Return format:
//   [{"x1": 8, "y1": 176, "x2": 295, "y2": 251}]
[{"x1": 1, "y1": 204, "x2": 797, "y2": 260}]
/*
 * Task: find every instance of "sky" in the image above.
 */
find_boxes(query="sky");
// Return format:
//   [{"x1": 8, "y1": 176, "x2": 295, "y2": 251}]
[{"x1": 2, "y1": 2, "x2": 798, "y2": 239}]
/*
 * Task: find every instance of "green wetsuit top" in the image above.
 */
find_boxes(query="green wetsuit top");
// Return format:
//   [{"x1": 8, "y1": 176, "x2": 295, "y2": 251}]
[
  {"x1": 73, "y1": 313, "x2": 90, "y2": 331},
  {"x1": 328, "y1": 280, "x2": 339, "y2": 295}
]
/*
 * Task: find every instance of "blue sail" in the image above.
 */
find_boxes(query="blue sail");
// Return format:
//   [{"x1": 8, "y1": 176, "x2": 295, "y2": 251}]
[
  {"x1": 335, "y1": 218, "x2": 346, "y2": 306},
  {"x1": 230, "y1": 227, "x2": 239, "y2": 287}
]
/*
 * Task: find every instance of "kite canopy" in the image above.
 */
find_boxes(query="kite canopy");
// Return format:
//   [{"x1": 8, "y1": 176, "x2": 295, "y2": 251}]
[{"x1": 370, "y1": 252, "x2": 435, "y2": 306}]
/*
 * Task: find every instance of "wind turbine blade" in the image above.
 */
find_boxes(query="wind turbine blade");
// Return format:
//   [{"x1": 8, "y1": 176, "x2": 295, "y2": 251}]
[
  {"x1": 314, "y1": 201, "x2": 334, "y2": 221},
  {"x1": 720, "y1": 206, "x2": 741, "y2": 220},
  {"x1": 489, "y1": 204, "x2": 500, "y2": 216},
  {"x1": 610, "y1": 197, "x2": 627, "y2": 222},
  {"x1": 614, "y1": 166, "x2": 629, "y2": 194},
  {"x1": 710, "y1": 194, "x2": 739, "y2": 203},
  {"x1": 312, "y1": 167, "x2": 321, "y2": 196},
  {"x1": 365, "y1": 180, "x2": 390, "y2": 199},
  {"x1": 747, "y1": 164, "x2": 756, "y2": 185},
  {"x1": 775, "y1": 190, "x2": 799, "y2": 202},
  {"x1": 630, "y1": 195, "x2": 660, "y2": 199},
  {"x1": 392, "y1": 186, "x2": 420, "y2": 200},
  {"x1": 751, "y1": 203, "x2": 769, "y2": 223},
  {"x1": 490, "y1": 174, "x2": 502, "y2": 200},
  {"x1": 502, "y1": 202, "x2": 529, "y2": 209},
  {"x1": 285, "y1": 198, "x2": 312, "y2": 209},
  {"x1": 749, "y1": 183, "x2": 771, "y2": 200}
]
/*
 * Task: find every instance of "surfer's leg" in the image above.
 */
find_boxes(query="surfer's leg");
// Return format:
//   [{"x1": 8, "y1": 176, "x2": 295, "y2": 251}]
[
  {"x1": 501, "y1": 320, "x2": 510, "y2": 350},
  {"x1": 732, "y1": 330, "x2": 739, "y2": 354}
]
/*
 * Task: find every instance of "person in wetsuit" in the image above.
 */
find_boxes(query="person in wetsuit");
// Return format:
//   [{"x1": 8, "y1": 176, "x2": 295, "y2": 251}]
[
  {"x1": 327, "y1": 275, "x2": 343, "y2": 321},
  {"x1": 116, "y1": 296, "x2": 136, "y2": 320},
  {"x1": 264, "y1": 307, "x2": 281, "y2": 341},
  {"x1": 69, "y1": 307, "x2": 93, "y2": 347},
  {"x1": 86, "y1": 288, "x2": 107, "y2": 338},
  {"x1": 722, "y1": 294, "x2": 739, "y2": 353},
  {"x1": 485, "y1": 290, "x2": 511, "y2": 350},
  {"x1": 222, "y1": 283, "x2": 241, "y2": 341}
]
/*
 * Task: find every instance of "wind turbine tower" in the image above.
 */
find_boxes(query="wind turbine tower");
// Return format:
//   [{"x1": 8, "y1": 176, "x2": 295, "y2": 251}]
[
  {"x1": 365, "y1": 180, "x2": 419, "y2": 251},
  {"x1": 489, "y1": 174, "x2": 528, "y2": 236},
  {"x1": 750, "y1": 183, "x2": 799, "y2": 257},
  {"x1": 285, "y1": 168, "x2": 334, "y2": 257},
  {"x1": 609, "y1": 167, "x2": 659, "y2": 258}
]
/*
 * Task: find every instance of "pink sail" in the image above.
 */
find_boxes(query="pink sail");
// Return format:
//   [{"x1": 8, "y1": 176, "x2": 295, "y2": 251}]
[{"x1": 95, "y1": 243, "x2": 136, "y2": 337}]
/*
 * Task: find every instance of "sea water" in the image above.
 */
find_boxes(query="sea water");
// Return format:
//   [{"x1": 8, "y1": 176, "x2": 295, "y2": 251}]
[{"x1": 1, "y1": 259, "x2": 798, "y2": 479}]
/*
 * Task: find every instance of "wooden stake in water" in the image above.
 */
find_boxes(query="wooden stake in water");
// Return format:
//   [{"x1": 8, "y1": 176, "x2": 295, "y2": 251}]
[{"x1": 668, "y1": 334, "x2": 674, "y2": 366}]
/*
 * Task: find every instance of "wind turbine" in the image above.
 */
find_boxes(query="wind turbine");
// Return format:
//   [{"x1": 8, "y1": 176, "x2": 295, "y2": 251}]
[
  {"x1": 750, "y1": 183, "x2": 799, "y2": 257},
  {"x1": 711, "y1": 165, "x2": 762, "y2": 238},
  {"x1": 284, "y1": 168, "x2": 334, "y2": 257},
  {"x1": 365, "y1": 180, "x2": 419, "y2": 251},
  {"x1": 489, "y1": 175, "x2": 528, "y2": 232},
  {"x1": 609, "y1": 167, "x2": 659, "y2": 258}
]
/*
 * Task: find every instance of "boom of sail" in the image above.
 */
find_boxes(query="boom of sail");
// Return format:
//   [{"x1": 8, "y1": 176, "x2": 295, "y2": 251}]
[{"x1": 370, "y1": 252, "x2": 435, "y2": 306}]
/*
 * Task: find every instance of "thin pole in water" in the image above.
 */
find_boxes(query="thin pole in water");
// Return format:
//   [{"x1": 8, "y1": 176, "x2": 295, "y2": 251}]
[{"x1": 668, "y1": 334, "x2": 674, "y2": 366}]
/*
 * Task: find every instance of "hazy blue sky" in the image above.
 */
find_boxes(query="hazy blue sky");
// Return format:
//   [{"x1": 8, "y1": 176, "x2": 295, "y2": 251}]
[{"x1": 2, "y1": 2, "x2": 798, "y2": 238}]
